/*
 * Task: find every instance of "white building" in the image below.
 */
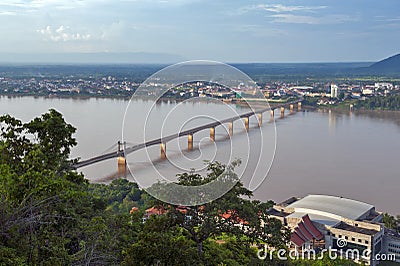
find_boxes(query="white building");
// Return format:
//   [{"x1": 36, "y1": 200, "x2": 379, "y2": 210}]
[
  {"x1": 362, "y1": 86, "x2": 375, "y2": 95},
  {"x1": 330, "y1": 84, "x2": 338, "y2": 98},
  {"x1": 374, "y1": 83, "x2": 393, "y2": 90}
]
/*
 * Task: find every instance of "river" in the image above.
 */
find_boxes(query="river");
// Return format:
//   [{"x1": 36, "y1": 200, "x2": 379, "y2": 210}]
[{"x1": 1, "y1": 96, "x2": 399, "y2": 214}]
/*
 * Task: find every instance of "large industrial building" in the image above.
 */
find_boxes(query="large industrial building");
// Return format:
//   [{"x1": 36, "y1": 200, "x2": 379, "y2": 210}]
[{"x1": 268, "y1": 195, "x2": 400, "y2": 265}]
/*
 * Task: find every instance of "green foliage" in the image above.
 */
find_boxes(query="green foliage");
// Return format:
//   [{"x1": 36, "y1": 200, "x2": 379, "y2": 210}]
[
  {"x1": 88, "y1": 178, "x2": 143, "y2": 214},
  {"x1": 25, "y1": 109, "x2": 77, "y2": 171},
  {"x1": 122, "y1": 215, "x2": 199, "y2": 266},
  {"x1": 302, "y1": 96, "x2": 319, "y2": 107},
  {"x1": 0, "y1": 109, "x2": 78, "y2": 175},
  {"x1": 383, "y1": 213, "x2": 399, "y2": 231},
  {"x1": 356, "y1": 94, "x2": 400, "y2": 110},
  {"x1": 0, "y1": 245, "x2": 27, "y2": 265},
  {"x1": 0, "y1": 110, "x2": 137, "y2": 265},
  {"x1": 288, "y1": 253, "x2": 359, "y2": 266},
  {"x1": 148, "y1": 160, "x2": 290, "y2": 262},
  {"x1": 202, "y1": 238, "x2": 258, "y2": 266}
]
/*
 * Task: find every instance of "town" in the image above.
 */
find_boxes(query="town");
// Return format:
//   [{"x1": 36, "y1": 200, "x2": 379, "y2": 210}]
[{"x1": 1, "y1": 72, "x2": 399, "y2": 110}]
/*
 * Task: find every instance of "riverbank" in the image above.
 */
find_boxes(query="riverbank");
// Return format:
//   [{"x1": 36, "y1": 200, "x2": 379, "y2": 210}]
[{"x1": 3, "y1": 93, "x2": 400, "y2": 115}]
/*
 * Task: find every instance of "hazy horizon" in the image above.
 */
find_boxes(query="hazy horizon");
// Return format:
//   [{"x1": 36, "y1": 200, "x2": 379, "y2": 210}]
[{"x1": 0, "y1": 52, "x2": 383, "y2": 65}]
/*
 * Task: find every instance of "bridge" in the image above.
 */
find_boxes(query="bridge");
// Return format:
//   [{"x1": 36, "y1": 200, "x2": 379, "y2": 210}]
[{"x1": 72, "y1": 100, "x2": 302, "y2": 170}]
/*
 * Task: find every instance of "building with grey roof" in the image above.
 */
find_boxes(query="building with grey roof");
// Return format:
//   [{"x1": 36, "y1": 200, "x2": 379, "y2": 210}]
[{"x1": 268, "y1": 194, "x2": 399, "y2": 266}]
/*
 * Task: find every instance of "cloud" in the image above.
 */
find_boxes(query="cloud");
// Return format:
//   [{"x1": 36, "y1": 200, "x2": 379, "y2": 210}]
[
  {"x1": 234, "y1": 24, "x2": 287, "y2": 37},
  {"x1": 0, "y1": 0, "x2": 86, "y2": 13},
  {"x1": 269, "y1": 14, "x2": 319, "y2": 24},
  {"x1": 257, "y1": 4, "x2": 327, "y2": 13},
  {"x1": 0, "y1": 1, "x2": 26, "y2": 8},
  {"x1": 375, "y1": 16, "x2": 400, "y2": 22},
  {"x1": 233, "y1": 3, "x2": 356, "y2": 25},
  {"x1": 37, "y1": 25, "x2": 92, "y2": 42},
  {"x1": 0, "y1": 11, "x2": 16, "y2": 15},
  {"x1": 237, "y1": 4, "x2": 327, "y2": 15},
  {"x1": 269, "y1": 14, "x2": 358, "y2": 25}
]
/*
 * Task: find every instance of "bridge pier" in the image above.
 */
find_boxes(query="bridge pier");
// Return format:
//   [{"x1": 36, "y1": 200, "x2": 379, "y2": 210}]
[
  {"x1": 257, "y1": 113, "x2": 262, "y2": 126},
  {"x1": 118, "y1": 156, "x2": 126, "y2": 166},
  {"x1": 280, "y1": 107, "x2": 285, "y2": 118},
  {"x1": 118, "y1": 157, "x2": 127, "y2": 175},
  {"x1": 228, "y1": 121, "x2": 233, "y2": 136},
  {"x1": 210, "y1": 127, "x2": 215, "y2": 141},
  {"x1": 160, "y1": 143, "x2": 167, "y2": 159},
  {"x1": 290, "y1": 104, "x2": 294, "y2": 114},
  {"x1": 298, "y1": 102, "x2": 302, "y2": 111},
  {"x1": 117, "y1": 141, "x2": 127, "y2": 174},
  {"x1": 244, "y1": 117, "x2": 249, "y2": 131},
  {"x1": 188, "y1": 133, "x2": 193, "y2": 151}
]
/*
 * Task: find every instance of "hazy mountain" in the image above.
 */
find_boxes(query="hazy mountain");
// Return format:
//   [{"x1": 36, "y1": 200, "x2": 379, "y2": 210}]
[
  {"x1": 0, "y1": 52, "x2": 399, "y2": 78},
  {"x1": 367, "y1": 53, "x2": 400, "y2": 74}
]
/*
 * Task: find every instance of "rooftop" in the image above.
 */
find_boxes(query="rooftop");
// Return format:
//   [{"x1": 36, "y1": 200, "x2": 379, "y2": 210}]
[
  {"x1": 334, "y1": 222, "x2": 379, "y2": 236},
  {"x1": 286, "y1": 195, "x2": 374, "y2": 221},
  {"x1": 267, "y1": 208, "x2": 292, "y2": 218},
  {"x1": 287, "y1": 212, "x2": 340, "y2": 226},
  {"x1": 385, "y1": 229, "x2": 400, "y2": 240},
  {"x1": 277, "y1": 197, "x2": 299, "y2": 207}
]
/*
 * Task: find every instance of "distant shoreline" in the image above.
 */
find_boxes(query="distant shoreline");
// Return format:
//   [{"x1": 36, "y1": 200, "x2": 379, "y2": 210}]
[{"x1": 1, "y1": 94, "x2": 399, "y2": 113}]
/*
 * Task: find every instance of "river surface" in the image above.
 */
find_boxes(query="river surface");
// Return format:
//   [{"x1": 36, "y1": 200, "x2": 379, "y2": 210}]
[{"x1": 1, "y1": 96, "x2": 399, "y2": 214}]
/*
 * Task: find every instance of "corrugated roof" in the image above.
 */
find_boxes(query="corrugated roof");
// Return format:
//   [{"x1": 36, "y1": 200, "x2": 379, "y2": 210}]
[{"x1": 287, "y1": 195, "x2": 373, "y2": 221}]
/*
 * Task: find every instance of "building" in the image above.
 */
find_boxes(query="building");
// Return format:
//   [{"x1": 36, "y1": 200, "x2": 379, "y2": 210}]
[
  {"x1": 268, "y1": 195, "x2": 400, "y2": 265},
  {"x1": 330, "y1": 84, "x2": 338, "y2": 98},
  {"x1": 383, "y1": 229, "x2": 400, "y2": 262},
  {"x1": 362, "y1": 86, "x2": 375, "y2": 96},
  {"x1": 374, "y1": 83, "x2": 393, "y2": 90}
]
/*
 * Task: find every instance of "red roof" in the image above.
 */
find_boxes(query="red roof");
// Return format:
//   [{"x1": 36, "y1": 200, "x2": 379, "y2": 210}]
[
  {"x1": 295, "y1": 225, "x2": 308, "y2": 242},
  {"x1": 130, "y1": 207, "x2": 139, "y2": 214},
  {"x1": 220, "y1": 210, "x2": 249, "y2": 225},
  {"x1": 298, "y1": 222, "x2": 314, "y2": 240},
  {"x1": 176, "y1": 205, "x2": 190, "y2": 214},
  {"x1": 291, "y1": 232, "x2": 306, "y2": 247},
  {"x1": 302, "y1": 215, "x2": 323, "y2": 240},
  {"x1": 290, "y1": 214, "x2": 323, "y2": 247},
  {"x1": 145, "y1": 206, "x2": 168, "y2": 216}
]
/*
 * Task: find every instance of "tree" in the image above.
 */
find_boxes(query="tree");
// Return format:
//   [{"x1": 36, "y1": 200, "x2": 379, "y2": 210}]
[
  {"x1": 383, "y1": 213, "x2": 398, "y2": 231},
  {"x1": 25, "y1": 109, "x2": 77, "y2": 173},
  {"x1": 0, "y1": 114, "x2": 31, "y2": 171},
  {"x1": 150, "y1": 161, "x2": 290, "y2": 258},
  {"x1": 122, "y1": 215, "x2": 199, "y2": 266},
  {"x1": 0, "y1": 110, "x2": 114, "y2": 264},
  {"x1": 1, "y1": 109, "x2": 78, "y2": 175},
  {"x1": 88, "y1": 178, "x2": 143, "y2": 214}
]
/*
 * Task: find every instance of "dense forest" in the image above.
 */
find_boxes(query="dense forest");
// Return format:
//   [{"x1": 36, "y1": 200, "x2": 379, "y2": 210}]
[{"x1": 0, "y1": 110, "x2": 359, "y2": 265}]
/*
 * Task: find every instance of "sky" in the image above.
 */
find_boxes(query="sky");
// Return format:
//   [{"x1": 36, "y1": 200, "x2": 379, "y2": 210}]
[{"x1": 0, "y1": 0, "x2": 399, "y2": 63}]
